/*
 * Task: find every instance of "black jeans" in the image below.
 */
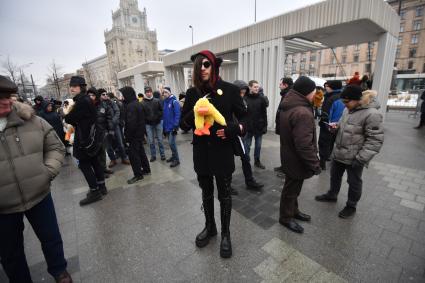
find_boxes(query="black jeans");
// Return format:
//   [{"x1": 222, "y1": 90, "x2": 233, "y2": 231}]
[
  {"x1": 240, "y1": 154, "x2": 253, "y2": 182},
  {"x1": 279, "y1": 175, "x2": 304, "y2": 222},
  {"x1": 79, "y1": 153, "x2": 105, "y2": 190},
  {"x1": 328, "y1": 160, "x2": 364, "y2": 207},
  {"x1": 318, "y1": 126, "x2": 336, "y2": 161},
  {"x1": 0, "y1": 194, "x2": 67, "y2": 282},
  {"x1": 128, "y1": 139, "x2": 150, "y2": 177}
]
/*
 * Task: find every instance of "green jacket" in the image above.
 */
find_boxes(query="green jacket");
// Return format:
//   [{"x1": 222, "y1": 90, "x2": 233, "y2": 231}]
[{"x1": 0, "y1": 102, "x2": 65, "y2": 214}]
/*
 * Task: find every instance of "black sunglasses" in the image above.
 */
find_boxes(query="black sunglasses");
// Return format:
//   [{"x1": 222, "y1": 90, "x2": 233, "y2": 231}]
[{"x1": 202, "y1": 61, "x2": 211, "y2": 68}]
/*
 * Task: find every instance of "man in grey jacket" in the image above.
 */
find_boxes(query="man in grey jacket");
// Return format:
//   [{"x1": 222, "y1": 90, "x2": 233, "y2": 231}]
[
  {"x1": 0, "y1": 75, "x2": 71, "y2": 282},
  {"x1": 315, "y1": 85, "x2": 384, "y2": 218}
]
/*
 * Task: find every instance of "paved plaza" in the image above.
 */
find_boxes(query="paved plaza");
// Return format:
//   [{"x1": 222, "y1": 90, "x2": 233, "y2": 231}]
[{"x1": 1, "y1": 112, "x2": 424, "y2": 283}]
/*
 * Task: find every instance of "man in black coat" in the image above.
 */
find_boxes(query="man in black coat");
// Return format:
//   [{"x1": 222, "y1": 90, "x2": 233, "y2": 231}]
[
  {"x1": 180, "y1": 50, "x2": 247, "y2": 258},
  {"x1": 274, "y1": 77, "x2": 293, "y2": 174},
  {"x1": 65, "y1": 77, "x2": 106, "y2": 206},
  {"x1": 120, "y1": 86, "x2": 151, "y2": 184},
  {"x1": 244, "y1": 80, "x2": 268, "y2": 169},
  {"x1": 142, "y1": 86, "x2": 165, "y2": 162}
]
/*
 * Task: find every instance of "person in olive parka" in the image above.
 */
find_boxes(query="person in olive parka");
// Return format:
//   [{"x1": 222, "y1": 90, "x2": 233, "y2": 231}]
[{"x1": 180, "y1": 50, "x2": 247, "y2": 258}]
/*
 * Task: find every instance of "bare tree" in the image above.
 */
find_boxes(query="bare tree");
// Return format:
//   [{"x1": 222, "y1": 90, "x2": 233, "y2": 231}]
[
  {"x1": 1, "y1": 56, "x2": 19, "y2": 83},
  {"x1": 47, "y1": 60, "x2": 64, "y2": 99}
]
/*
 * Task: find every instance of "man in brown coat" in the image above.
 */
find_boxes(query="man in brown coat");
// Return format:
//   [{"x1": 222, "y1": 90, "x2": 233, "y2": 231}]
[
  {"x1": 279, "y1": 76, "x2": 321, "y2": 234},
  {"x1": 0, "y1": 75, "x2": 72, "y2": 283}
]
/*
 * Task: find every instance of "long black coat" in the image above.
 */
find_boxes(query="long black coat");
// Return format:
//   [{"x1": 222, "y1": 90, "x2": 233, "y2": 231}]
[
  {"x1": 64, "y1": 93, "x2": 97, "y2": 160},
  {"x1": 41, "y1": 110, "x2": 65, "y2": 144},
  {"x1": 244, "y1": 93, "x2": 268, "y2": 135},
  {"x1": 122, "y1": 94, "x2": 147, "y2": 142},
  {"x1": 180, "y1": 79, "x2": 247, "y2": 176}
]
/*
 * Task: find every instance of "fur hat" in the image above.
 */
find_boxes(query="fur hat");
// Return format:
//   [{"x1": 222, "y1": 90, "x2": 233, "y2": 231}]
[
  {"x1": 69, "y1": 76, "x2": 86, "y2": 87},
  {"x1": 293, "y1": 76, "x2": 316, "y2": 96},
  {"x1": 0, "y1": 75, "x2": 18, "y2": 98},
  {"x1": 340, "y1": 85, "x2": 363, "y2": 101}
]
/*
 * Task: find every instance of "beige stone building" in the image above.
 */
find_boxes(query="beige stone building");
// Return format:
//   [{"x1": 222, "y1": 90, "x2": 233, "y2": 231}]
[
  {"x1": 82, "y1": 54, "x2": 114, "y2": 92},
  {"x1": 312, "y1": 0, "x2": 425, "y2": 80},
  {"x1": 104, "y1": 0, "x2": 158, "y2": 88}
]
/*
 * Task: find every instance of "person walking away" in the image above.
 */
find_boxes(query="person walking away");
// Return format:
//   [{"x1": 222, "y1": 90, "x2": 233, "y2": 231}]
[
  {"x1": 41, "y1": 101, "x2": 66, "y2": 146},
  {"x1": 33, "y1": 95, "x2": 47, "y2": 117},
  {"x1": 274, "y1": 77, "x2": 294, "y2": 175},
  {"x1": 0, "y1": 75, "x2": 72, "y2": 283},
  {"x1": 64, "y1": 77, "x2": 106, "y2": 205},
  {"x1": 244, "y1": 80, "x2": 268, "y2": 169},
  {"x1": 180, "y1": 50, "x2": 247, "y2": 258},
  {"x1": 318, "y1": 80, "x2": 343, "y2": 170},
  {"x1": 315, "y1": 87, "x2": 384, "y2": 218},
  {"x1": 162, "y1": 87, "x2": 181, "y2": 168},
  {"x1": 120, "y1": 86, "x2": 151, "y2": 184},
  {"x1": 143, "y1": 86, "x2": 165, "y2": 162},
  {"x1": 279, "y1": 76, "x2": 321, "y2": 234}
]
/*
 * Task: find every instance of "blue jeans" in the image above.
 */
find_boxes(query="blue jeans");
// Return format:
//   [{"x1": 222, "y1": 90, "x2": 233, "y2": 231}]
[
  {"x1": 106, "y1": 125, "x2": 128, "y2": 161},
  {"x1": 0, "y1": 193, "x2": 67, "y2": 282},
  {"x1": 244, "y1": 133, "x2": 263, "y2": 162},
  {"x1": 146, "y1": 122, "x2": 165, "y2": 159},
  {"x1": 167, "y1": 133, "x2": 180, "y2": 162}
]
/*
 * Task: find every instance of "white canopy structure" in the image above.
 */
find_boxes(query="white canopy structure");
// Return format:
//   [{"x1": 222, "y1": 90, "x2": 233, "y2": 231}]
[{"x1": 163, "y1": 0, "x2": 400, "y2": 127}]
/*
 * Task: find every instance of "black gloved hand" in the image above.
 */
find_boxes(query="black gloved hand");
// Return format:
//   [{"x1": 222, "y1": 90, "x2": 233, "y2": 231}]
[
  {"x1": 352, "y1": 159, "x2": 364, "y2": 169},
  {"x1": 172, "y1": 128, "x2": 178, "y2": 136},
  {"x1": 223, "y1": 122, "x2": 241, "y2": 140}
]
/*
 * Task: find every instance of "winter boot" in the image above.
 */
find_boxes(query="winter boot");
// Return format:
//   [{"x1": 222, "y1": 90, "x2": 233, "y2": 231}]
[
  {"x1": 320, "y1": 158, "x2": 326, "y2": 170},
  {"x1": 79, "y1": 189, "x2": 103, "y2": 206},
  {"x1": 195, "y1": 196, "x2": 217, "y2": 248},
  {"x1": 220, "y1": 198, "x2": 232, "y2": 258},
  {"x1": 99, "y1": 183, "x2": 108, "y2": 195},
  {"x1": 254, "y1": 159, "x2": 266, "y2": 169}
]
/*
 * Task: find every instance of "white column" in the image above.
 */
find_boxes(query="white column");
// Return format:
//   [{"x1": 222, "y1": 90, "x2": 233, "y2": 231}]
[
  {"x1": 134, "y1": 73, "x2": 145, "y2": 95},
  {"x1": 372, "y1": 32, "x2": 398, "y2": 118}
]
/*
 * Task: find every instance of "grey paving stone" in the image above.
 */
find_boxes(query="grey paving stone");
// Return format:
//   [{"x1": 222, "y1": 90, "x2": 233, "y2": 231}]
[
  {"x1": 251, "y1": 213, "x2": 277, "y2": 230},
  {"x1": 399, "y1": 225, "x2": 425, "y2": 244},
  {"x1": 373, "y1": 216, "x2": 403, "y2": 233},
  {"x1": 416, "y1": 195, "x2": 425, "y2": 204},
  {"x1": 410, "y1": 241, "x2": 425, "y2": 260},
  {"x1": 394, "y1": 190, "x2": 416, "y2": 201},
  {"x1": 398, "y1": 268, "x2": 425, "y2": 283},
  {"x1": 392, "y1": 213, "x2": 420, "y2": 228},
  {"x1": 400, "y1": 199, "x2": 425, "y2": 211},
  {"x1": 388, "y1": 183, "x2": 409, "y2": 191},
  {"x1": 388, "y1": 247, "x2": 425, "y2": 274},
  {"x1": 401, "y1": 181, "x2": 422, "y2": 189},
  {"x1": 408, "y1": 188, "x2": 425, "y2": 197},
  {"x1": 380, "y1": 230, "x2": 412, "y2": 250}
]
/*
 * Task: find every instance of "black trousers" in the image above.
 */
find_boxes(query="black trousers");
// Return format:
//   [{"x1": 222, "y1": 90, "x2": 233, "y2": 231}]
[
  {"x1": 240, "y1": 154, "x2": 253, "y2": 182},
  {"x1": 0, "y1": 194, "x2": 67, "y2": 282},
  {"x1": 328, "y1": 160, "x2": 364, "y2": 207},
  {"x1": 79, "y1": 153, "x2": 105, "y2": 190},
  {"x1": 279, "y1": 175, "x2": 304, "y2": 222},
  {"x1": 197, "y1": 175, "x2": 232, "y2": 234},
  {"x1": 128, "y1": 139, "x2": 150, "y2": 177},
  {"x1": 318, "y1": 126, "x2": 336, "y2": 161},
  {"x1": 419, "y1": 112, "x2": 425, "y2": 127}
]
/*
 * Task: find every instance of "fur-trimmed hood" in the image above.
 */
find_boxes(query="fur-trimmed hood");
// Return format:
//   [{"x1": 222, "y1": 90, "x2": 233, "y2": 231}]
[
  {"x1": 358, "y1": 90, "x2": 380, "y2": 110},
  {"x1": 12, "y1": 101, "x2": 34, "y2": 120}
]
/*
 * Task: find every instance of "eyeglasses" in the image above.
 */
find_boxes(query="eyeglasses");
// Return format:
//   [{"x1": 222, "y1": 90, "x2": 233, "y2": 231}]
[{"x1": 202, "y1": 61, "x2": 211, "y2": 69}]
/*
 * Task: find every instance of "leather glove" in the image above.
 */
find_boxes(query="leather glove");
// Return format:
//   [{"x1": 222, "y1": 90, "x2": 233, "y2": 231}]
[
  {"x1": 223, "y1": 122, "x2": 241, "y2": 140},
  {"x1": 172, "y1": 128, "x2": 178, "y2": 136},
  {"x1": 351, "y1": 159, "x2": 364, "y2": 169}
]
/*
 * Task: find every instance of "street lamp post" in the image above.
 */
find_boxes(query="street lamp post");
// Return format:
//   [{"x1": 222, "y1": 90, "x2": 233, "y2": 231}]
[
  {"x1": 189, "y1": 25, "x2": 194, "y2": 46},
  {"x1": 19, "y1": 62, "x2": 33, "y2": 99}
]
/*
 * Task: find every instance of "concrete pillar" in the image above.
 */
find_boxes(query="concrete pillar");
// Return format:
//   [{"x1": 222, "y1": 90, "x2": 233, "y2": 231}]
[
  {"x1": 134, "y1": 73, "x2": 145, "y2": 95},
  {"x1": 372, "y1": 32, "x2": 398, "y2": 118}
]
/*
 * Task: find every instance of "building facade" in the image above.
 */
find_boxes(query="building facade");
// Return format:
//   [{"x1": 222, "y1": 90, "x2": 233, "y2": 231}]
[
  {"x1": 104, "y1": 0, "x2": 159, "y2": 88},
  {"x1": 82, "y1": 54, "x2": 115, "y2": 92}
]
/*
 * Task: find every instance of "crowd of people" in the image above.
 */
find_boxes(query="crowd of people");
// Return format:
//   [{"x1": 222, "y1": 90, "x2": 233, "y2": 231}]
[{"x1": 0, "y1": 50, "x2": 393, "y2": 282}]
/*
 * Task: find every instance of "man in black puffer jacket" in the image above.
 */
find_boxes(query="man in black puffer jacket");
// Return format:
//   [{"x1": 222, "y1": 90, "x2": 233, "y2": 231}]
[
  {"x1": 65, "y1": 77, "x2": 106, "y2": 206},
  {"x1": 120, "y1": 86, "x2": 151, "y2": 184}
]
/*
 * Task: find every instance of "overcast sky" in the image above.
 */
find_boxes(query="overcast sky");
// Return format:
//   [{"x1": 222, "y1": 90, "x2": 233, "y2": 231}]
[{"x1": 0, "y1": 0, "x2": 322, "y2": 86}]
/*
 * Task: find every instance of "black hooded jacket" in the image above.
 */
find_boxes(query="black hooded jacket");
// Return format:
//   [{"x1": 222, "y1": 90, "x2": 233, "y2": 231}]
[
  {"x1": 142, "y1": 97, "x2": 163, "y2": 125},
  {"x1": 244, "y1": 92, "x2": 268, "y2": 135},
  {"x1": 275, "y1": 86, "x2": 293, "y2": 135},
  {"x1": 41, "y1": 103, "x2": 65, "y2": 143},
  {"x1": 121, "y1": 87, "x2": 147, "y2": 141}
]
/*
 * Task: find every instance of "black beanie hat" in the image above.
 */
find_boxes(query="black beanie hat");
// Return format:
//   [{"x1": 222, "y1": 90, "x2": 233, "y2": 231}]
[
  {"x1": 340, "y1": 85, "x2": 363, "y2": 101},
  {"x1": 0, "y1": 75, "x2": 18, "y2": 98},
  {"x1": 326, "y1": 80, "x2": 342, "y2": 90},
  {"x1": 293, "y1": 76, "x2": 316, "y2": 96},
  {"x1": 281, "y1": 77, "x2": 294, "y2": 86},
  {"x1": 69, "y1": 76, "x2": 86, "y2": 87}
]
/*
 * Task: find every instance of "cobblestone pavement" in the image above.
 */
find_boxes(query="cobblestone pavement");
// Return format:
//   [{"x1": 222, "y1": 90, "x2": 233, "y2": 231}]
[{"x1": 1, "y1": 112, "x2": 424, "y2": 282}]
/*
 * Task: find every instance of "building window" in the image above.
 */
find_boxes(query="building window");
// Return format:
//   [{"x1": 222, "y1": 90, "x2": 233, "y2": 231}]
[
  {"x1": 409, "y1": 48, "x2": 417, "y2": 57},
  {"x1": 413, "y1": 20, "x2": 422, "y2": 31},
  {"x1": 416, "y1": 6, "x2": 424, "y2": 17},
  {"x1": 408, "y1": 61, "x2": 414, "y2": 69},
  {"x1": 310, "y1": 55, "x2": 316, "y2": 62},
  {"x1": 400, "y1": 24, "x2": 404, "y2": 32},
  {"x1": 396, "y1": 47, "x2": 400, "y2": 58},
  {"x1": 398, "y1": 36, "x2": 403, "y2": 45},
  {"x1": 423, "y1": 63, "x2": 425, "y2": 73},
  {"x1": 342, "y1": 46, "x2": 347, "y2": 53},
  {"x1": 353, "y1": 54, "x2": 359, "y2": 63},
  {"x1": 332, "y1": 57, "x2": 336, "y2": 64},
  {"x1": 300, "y1": 63, "x2": 305, "y2": 70},
  {"x1": 411, "y1": 34, "x2": 419, "y2": 44},
  {"x1": 354, "y1": 44, "x2": 360, "y2": 51},
  {"x1": 341, "y1": 55, "x2": 346, "y2": 64},
  {"x1": 400, "y1": 10, "x2": 406, "y2": 20}
]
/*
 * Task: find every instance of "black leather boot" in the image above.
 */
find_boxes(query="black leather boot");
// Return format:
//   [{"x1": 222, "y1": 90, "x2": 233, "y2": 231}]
[
  {"x1": 79, "y1": 189, "x2": 103, "y2": 206},
  {"x1": 195, "y1": 196, "x2": 217, "y2": 248},
  {"x1": 220, "y1": 198, "x2": 232, "y2": 258}
]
